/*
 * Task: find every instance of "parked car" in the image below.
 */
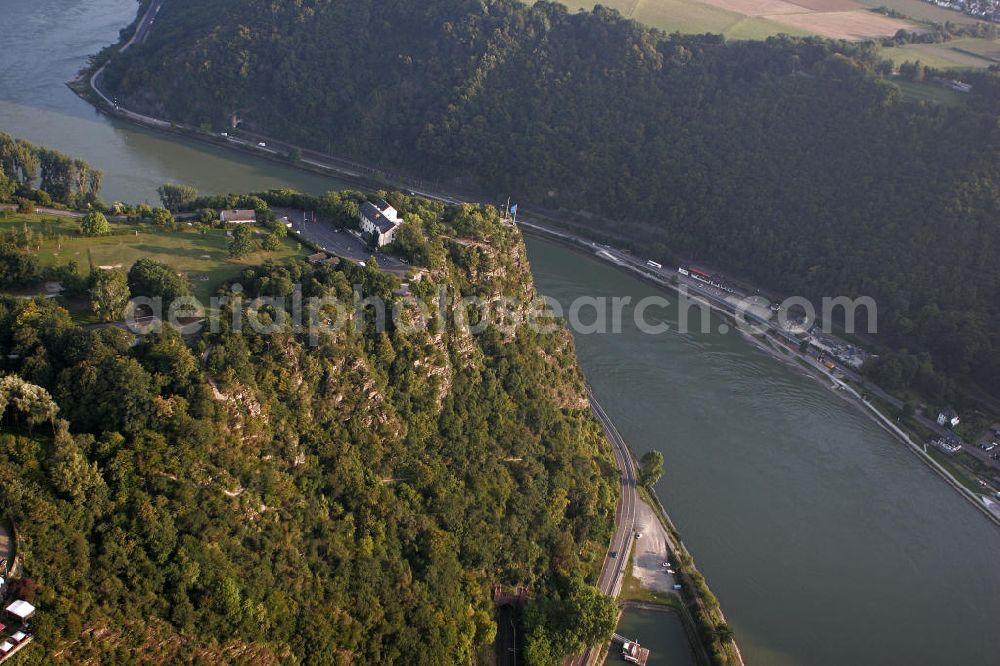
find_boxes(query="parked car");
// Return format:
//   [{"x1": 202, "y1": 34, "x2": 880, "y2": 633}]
[
  {"x1": 672, "y1": 584, "x2": 683, "y2": 591},
  {"x1": 257, "y1": 142, "x2": 267, "y2": 147},
  {"x1": 610, "y1": 551, "x2": 618, "y2": 559}
]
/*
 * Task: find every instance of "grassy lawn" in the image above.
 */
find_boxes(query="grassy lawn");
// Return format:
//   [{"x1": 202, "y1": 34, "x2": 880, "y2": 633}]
[
  {"x1": 632, "y1": 0, "x2": 747, "y2": 35},
  {"x1": 890, "y1": 79, "x2": 967, "y2": 106},
  {"x1": 0, "y1": 214, "x2": 307, "y2": 302}
]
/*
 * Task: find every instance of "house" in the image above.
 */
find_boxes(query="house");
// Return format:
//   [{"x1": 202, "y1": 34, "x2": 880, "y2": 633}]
[
  {"x1": 937, "y1": 409, "x2": 960, "y2": 428},
  {"x1": 4, "y1": 600, "x2": 34, "y2": 622},
  {"x1": 219, "y1": 209, "x2": 256, "y2": 224},
  {"x1": 307, "y1": 252, "x2": 339, "y2": 267},
  {"x1": 931, "y1": 434, "x2": 962, "y2": 454},
  {"x1": 358, "y1": 199, "x2": 401, "y2": 247}
]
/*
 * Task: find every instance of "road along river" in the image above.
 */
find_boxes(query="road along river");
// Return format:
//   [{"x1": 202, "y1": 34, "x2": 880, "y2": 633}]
[{"x1": 3, "y1": 2, "x2": 1000, "y2": 664}]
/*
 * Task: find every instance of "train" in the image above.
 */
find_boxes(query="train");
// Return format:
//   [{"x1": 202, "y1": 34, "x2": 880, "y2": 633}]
[{"x1": 678, "y1": 266, "x2": 738, "y2": 294}]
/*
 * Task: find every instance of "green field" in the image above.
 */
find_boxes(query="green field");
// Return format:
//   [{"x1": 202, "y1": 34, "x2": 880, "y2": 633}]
[
  {"x1": 891, "y1": 78, "x2": 967, "y2": 105},
  {"x1": 534, "y1": 0, "x2": 809, "y2": 38},
  {"x1": 0, "y1": 214, "x2": 306, "y2": 302},
  {"x1": 880, "y1": 37, "x2": 1000, "y2": 69},
  {"x1": 855, "y1": 0, "x2": 984, "y2": 25}
]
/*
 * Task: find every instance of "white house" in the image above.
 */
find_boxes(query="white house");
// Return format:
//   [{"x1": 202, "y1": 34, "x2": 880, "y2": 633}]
[
  {"x1": 220, "y1": 209, "x2": 256, "y2": 224},
  {"x1": 937, "y1": 409, "x2": 960, "y2": 428},
  {"x1": 358, "y1": 199, "x2": 401, "y2": 247}
]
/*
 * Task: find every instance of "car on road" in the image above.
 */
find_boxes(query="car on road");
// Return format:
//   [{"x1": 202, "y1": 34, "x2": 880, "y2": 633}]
[
  {"x1": 609, "y1": 551, "x2": 618, "y2": 559},
  {"x1": 672, "y1": 584, "x2": 683, "y2": 590},
  {"x1": 257, "y1": 142, "x2": 267, "y2": 147}
]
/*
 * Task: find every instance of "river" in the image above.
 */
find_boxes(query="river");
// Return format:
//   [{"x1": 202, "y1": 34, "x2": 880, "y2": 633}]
[
  {"x1": 0, "y1": 0, "x2": 347, "y2": 204},
  {"x1": 2, "y1": 1, "x2": 1000, "y2": 664}
]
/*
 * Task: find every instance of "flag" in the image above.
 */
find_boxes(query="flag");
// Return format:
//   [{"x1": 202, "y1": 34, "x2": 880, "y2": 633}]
[{"x1": 510, "y1": 204, "x2": 518, "y2": 216}]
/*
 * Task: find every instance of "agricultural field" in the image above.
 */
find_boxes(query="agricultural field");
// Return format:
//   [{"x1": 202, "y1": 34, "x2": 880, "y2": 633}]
[
  {"x1": 545, "y1": 0, "x2": 914, "y2": 39},
  {"x1": 0, "y1": 213, "x2": 306, "y2": 302},
  {"x1": 855, "y1": 0, "x2": 984, "y2": 24},
  {"x1": 880, "y1": 36, "x2": 1000, "y2": 68}
]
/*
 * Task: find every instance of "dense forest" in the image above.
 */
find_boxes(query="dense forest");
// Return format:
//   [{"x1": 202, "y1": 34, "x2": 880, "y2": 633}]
[
  {"x1": 0, "y1": 194, "x2": 617, "y2": 664},
  {"x1": 101, "y1": 0, "x2": 1000, "y2": 395}
]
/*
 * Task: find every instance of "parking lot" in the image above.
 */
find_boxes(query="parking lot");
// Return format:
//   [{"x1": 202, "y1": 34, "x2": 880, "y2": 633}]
[{"x1": 275, "y1": 208, "x2": 410, "y2": 277}]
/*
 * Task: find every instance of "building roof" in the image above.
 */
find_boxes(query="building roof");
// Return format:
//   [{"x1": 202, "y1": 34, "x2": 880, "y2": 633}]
[
  {"x1": 373, "y1": 216, "x2": 398, "y2": 233},
  {"x1": 5, "y1": 600, "x2": 34, "y2": 620},
  {"x1": 220, "y1": 209, "x2": 256, "y2": 222},
  {"x1": 10, "y1": 631, "x2": 25, "y2": 642},
  {"x1": 360, "y1": 202, "x2": 399, "y2": 234},
  {"x1": 373, "y1": 199, "x2": 399, "y2": 222}
]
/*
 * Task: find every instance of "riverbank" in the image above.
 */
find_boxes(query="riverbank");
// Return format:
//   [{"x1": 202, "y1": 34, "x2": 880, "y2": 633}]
[
  {"x1": 618, "y1": 500, "x2": 712, "y2": 666},
  {"x1": 516, "y1": 219, "x2": 1000, "y2": 533},
  {"x1": 637, "y1": 487, "x2": 744, "y2": 666}
]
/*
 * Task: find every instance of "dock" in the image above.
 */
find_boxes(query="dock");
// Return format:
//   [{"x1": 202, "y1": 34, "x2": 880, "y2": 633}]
[{"x1": 612, "y1": 633, "x2": 651, "y2": 665}]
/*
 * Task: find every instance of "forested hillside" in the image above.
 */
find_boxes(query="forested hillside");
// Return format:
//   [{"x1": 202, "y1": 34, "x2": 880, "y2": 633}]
[
  {"x1": 0, "y1": 133, "x2": 102, "y2": 208},
  {"x1": 101, "y1": 0, "x2": 1000, "y2": 394},
  {"x1": 0, "y1": 196, "x2": 617, "y2": 664}
]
